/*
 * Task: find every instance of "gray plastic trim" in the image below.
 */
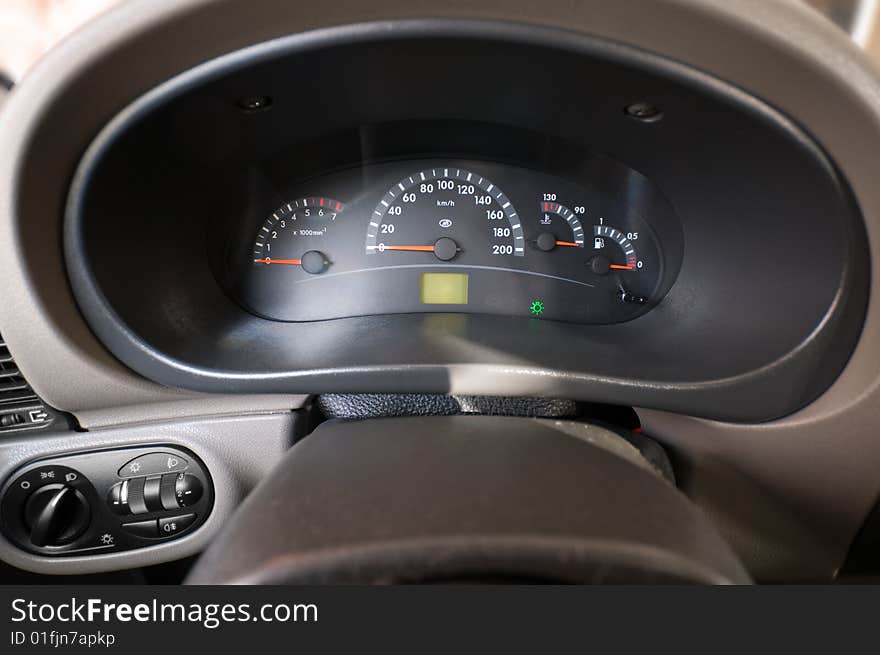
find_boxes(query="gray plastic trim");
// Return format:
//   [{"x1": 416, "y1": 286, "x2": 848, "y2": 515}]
[
  {"x1": 71, "y1": 396, "x2": 308, "y2": 431},
  {"x1": 0, "y1": 413, "x2": 296, "y2": 575},
  {"x1": 0, "y1": 0, "x2": 880, "y2": 579}
]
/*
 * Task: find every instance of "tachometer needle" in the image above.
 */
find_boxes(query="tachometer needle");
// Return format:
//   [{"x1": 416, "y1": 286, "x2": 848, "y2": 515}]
[
  {"x1": 609, "y1": 264, "x2": 636, "y2": 270},
  {"x1": 254, "y1": 258, "x2": 302, "y2": 265}
]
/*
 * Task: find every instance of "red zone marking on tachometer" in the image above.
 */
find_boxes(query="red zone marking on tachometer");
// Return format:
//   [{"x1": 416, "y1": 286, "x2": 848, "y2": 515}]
[{"x1": 306, "y1": 197, "x2": 343, "y2": 211}]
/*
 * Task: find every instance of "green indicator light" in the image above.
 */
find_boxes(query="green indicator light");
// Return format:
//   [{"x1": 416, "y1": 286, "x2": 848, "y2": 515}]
[{"x1": 529, "y1": 300, "x2": 545, "y2": 316}]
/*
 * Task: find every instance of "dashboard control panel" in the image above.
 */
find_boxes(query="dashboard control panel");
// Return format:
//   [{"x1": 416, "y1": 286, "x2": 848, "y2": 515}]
[{"x1": 0, "y1": 446, "x2": 213, "y2": 556}]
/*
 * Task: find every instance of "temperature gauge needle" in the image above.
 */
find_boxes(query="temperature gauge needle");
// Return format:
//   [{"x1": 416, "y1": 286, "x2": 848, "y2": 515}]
[{"x1": 254, "y1": 258, "x2": 301, "y2": 265}]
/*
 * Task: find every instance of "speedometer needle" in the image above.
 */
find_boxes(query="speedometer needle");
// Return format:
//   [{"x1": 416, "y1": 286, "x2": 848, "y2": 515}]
[
  {"x1": 369, "y1": 238, "x2": 460, "y2": 261},
  {"x1": 609, "y1": 264, "x2": 636, "y2": 270},
  {"x1": 377, "y1": 245, "x2": 436, "y2": 252},
  {"x1": 555, "y1": 240, "x2": 581, "y2": 247},
  {"x1": 253, "y1": 258, "x2": 302, "y2": 265}
]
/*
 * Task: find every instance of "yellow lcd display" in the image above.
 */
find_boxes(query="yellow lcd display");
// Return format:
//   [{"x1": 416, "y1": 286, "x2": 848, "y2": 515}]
[{"x1": 420, "y1": 273, "x2": 469, "y2": 305}]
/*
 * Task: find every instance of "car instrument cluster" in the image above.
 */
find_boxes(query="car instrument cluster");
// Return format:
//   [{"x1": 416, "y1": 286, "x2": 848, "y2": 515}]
[{"x1": 232, "y1": 159, "x2": 680, "y2": 324}]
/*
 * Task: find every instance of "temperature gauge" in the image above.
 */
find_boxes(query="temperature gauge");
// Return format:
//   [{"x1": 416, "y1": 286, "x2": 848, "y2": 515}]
[{"x1": 535, "y1": 201, "x2": 586, "y2": 250}]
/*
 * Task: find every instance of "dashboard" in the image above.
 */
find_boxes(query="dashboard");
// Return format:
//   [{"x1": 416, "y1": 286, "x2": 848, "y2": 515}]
[
  {"x1": 58, "y1": 22, "x2": 866, "y2": 423},
  {"x1": 3, "y1": 0, "x2": 880, "y2": 583}
]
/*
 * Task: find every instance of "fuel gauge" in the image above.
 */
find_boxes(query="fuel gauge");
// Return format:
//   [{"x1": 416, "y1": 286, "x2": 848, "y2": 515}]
[
  {"x1": 588, "y1": 221, "x2": 652, "y2": 306},
  {"x1": 589, "y1": 224, "x2": 639, "y2": 274}
]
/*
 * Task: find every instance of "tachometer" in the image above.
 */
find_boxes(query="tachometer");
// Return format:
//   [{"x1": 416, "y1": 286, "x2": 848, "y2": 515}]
[
  {"x1": 252, "y1": 197, "x2": 343, "y2": 274},
  {"x1": 365, "y1": 167, "x2": 523, "y2": 259}
]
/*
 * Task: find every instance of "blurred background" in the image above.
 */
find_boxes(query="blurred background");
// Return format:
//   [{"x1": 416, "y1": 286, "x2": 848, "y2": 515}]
[
  {"x1": 0, "y1": 0, "x2": 118, "y2": 85},
  {"x1": 0, "y1": 0, "x2": 878, "y2": 98},
  {"x1": 807, "y1": 0, "x2": 880, "y2": 51}
]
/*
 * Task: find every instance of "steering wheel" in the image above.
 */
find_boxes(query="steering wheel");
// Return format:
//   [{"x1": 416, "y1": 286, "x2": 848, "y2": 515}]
[{"x1": 186, "y1": 417, "x2": 749, "y2": 585}]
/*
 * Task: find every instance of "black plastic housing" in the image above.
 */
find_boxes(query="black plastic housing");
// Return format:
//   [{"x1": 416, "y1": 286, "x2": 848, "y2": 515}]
[
  {"x1": 64, "y1": 20, "x2": 869, "y2": 422},
  {"x1": 0, "y1": 446, "x2": 214, "y2": 557}
]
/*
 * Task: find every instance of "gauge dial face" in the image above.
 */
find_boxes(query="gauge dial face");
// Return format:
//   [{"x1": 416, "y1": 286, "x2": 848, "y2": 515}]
[
  {"x1": 537, "y1": 201, "x2": 585, "y2": 248},
  {"x1": 252, "y1": 197, "x2": 343, "y2": 273},
  {"x1": 234, "y1": 158, "x2": 679, "y2": 323},
  {"x1": 365, "y1": 167, "x2": 524, "y2": 260},
  {"x1": 593, "y1": 224, "x2": 637, "y2": 270}
]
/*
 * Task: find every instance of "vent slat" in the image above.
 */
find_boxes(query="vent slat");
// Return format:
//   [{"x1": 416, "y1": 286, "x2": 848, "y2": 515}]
[
  {"x1": 0, "y1": 333, "x2": 41, "y2": 406},
  {"x1": 0, "y1": 333, "x2": 51, "y2": 433},
  {"x1": 0, "y1": 366, "x2": 21, "y2": 379}
]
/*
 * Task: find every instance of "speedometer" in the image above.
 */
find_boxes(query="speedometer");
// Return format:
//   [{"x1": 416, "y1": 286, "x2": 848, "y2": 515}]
[{"x1": 365, "y1": 167, "x2": 524, "y2": 260}]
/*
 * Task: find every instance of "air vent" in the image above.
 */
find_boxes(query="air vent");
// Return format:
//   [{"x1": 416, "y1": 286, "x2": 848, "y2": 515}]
[
  {"x1": 0, "y1": 334, "x2": 37, "y2": 404},
  {"x1": 0, "y1": 333, "x2": 54, "y2": 430}
]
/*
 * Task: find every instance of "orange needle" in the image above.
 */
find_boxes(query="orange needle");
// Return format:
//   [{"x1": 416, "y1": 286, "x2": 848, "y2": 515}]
[
  {"x1": 380, "y1": 245, "x2": 436, "y2": 252},
  {"x1": 555, "y1": 240, "x2": 581, "y2": 247},
  {"x1": 254, "y1": 258, "x2": 301, "y2": 265},
  {"x1": 609, "y1": 264, "x2": 636, "y2": 270}
]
